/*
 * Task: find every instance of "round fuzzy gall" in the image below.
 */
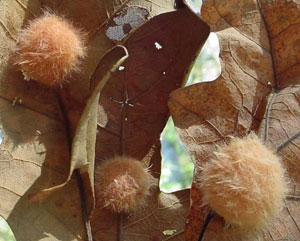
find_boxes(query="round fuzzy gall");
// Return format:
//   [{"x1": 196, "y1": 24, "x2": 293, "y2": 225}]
[
  {"x1": 14, "y1": 13, "x2": 86, "y2": 86},
  {"x1": 95, "y1": 156, "x2": 153, "y2": 213},
  {"x1": 200, "y1": 134, "x2": 287, "y2": 230}
]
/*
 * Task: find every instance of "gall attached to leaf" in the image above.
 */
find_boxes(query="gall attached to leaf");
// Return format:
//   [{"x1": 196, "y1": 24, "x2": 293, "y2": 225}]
[
  {"x1": 14, "y1": 12, "x2": 86, "y2": 86},
  {"x1": 200, "y1": 134, "x2": 287, "y2": 230},
  {"x1": 95, "y1": 156, "x2": 153, "y2": 213}
]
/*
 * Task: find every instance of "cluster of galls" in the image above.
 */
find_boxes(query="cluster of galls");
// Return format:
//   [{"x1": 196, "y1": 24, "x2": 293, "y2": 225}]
[
  {"x1": 14, "y1": 10, "x2": 289, "y2": 237},
  {"x1": 14, "y1": 12, "x2": 154, "y2": 214}
]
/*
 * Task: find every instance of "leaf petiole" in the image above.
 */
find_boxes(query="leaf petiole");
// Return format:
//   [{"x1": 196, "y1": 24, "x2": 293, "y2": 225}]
[{"x1": 198, "y1": 210, "x2": 215, "y2": 241}]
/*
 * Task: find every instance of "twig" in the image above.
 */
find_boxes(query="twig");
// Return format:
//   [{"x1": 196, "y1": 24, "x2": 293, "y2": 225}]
[
  {"x1": 276, "y1": 130, "x2": 300, "y2": 152},
  {"x1": 198, "y1": 210, "x2": 215, "y2": 241},
  {"x1": 55, "y1": 91, "x2": 93, "y2": 241},
  {"x1": 286, "y1": 195, "x2": 300, "y2": 201},
  {"x1": 275, "y1": 131, "x2": 300, "y2": 202},
  {"x1": 117, "y1": 214, "x2": 123, "y2": 241},
  {"x1": 75, "y1": 170, "x2": 93, "y2": 241}
]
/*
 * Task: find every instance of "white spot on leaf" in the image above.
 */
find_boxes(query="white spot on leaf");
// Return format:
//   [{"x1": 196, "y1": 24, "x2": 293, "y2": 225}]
[
  {"x1": 163, "y1": 230, "x2": 177, "y2": 236},
  {"x1": 155, "y1": 42, "x2": 163, "y2": 50},
  {"x1": 119, "y1": 66, "x2": 125, "y2": 71}
]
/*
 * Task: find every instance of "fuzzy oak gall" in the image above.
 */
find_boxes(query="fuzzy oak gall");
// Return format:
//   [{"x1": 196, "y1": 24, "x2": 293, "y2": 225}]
[
  {"x1": 200, "y1": 134, "x2": 287, "y2": 230},
  {"x1": 14, "y1": 13, "x2": 86, "y2": 86},
  {"x1": 95, "y1": 156, "x2": 153, "y2": 213}
]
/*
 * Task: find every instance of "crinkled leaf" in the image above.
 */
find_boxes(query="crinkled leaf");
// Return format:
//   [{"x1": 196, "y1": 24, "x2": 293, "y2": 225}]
[
  {"x1": 0, "y1": 1, "x2": 209, "y2": 241},
  {"x1": 71, "y1": 46, "x2": 128, "y2": 215},
  {"x1": 169, "y1": 0, "x2": 300, "y2": 240}
]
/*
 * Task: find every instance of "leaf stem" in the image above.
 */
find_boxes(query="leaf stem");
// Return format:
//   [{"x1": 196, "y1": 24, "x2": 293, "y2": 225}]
[
  {"x1": 117, "y1": 214, "x2": 123, "y2": 241},
  {"x1": 75, "y1": 170, "x2": 93, "y2": 241},
  {"x1": 276, "y1": 130, "x2": 300, "y2": 152},
  {"x1": 198, "y1": 210, "x2": 215, "y2": 241},
  {"x1": 55, "y1": 90, "x2": 93, "y2": 241},
  {"x1": 286, "y1": 195, "x2": 300, "y2": 201}
]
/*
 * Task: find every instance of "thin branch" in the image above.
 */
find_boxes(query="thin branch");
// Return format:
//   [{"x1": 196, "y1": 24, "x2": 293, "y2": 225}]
[
  {"x1": 276, "y1": 130, "x2": 300, "y2": 152},
  {"x1": 198, "y1": 210, "x2": 215, "y2": 241},
  {"x1": 117, "y1": 214, "x2": 123, "y2": 241},
  {"x1": 75, "y1": 170, "x2": 93, "y2": 241},
  {"x1": 286, "y1": 195, "x2": 300, "y2": 201},
  {"x1": 55, "y1": 90, "x2": 93, "y2": 241}
]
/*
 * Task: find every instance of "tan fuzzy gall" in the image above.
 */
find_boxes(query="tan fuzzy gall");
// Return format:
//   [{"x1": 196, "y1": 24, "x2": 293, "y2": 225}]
[
  {"x1": 95, "y1": 156, "x2": 153, "y2": 213},
  {"x1": 14, "y1": 12, "x2": 86, "y2": 86},
  {"x1": 200, "y1": 134, "x2": 287, "y2": 230}
]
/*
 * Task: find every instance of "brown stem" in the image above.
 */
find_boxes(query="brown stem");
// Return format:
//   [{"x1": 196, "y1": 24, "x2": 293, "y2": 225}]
[
  {"x1": 276, "y1": 130, "x2": 300, "y2": 152},
  {"x1": 198, "y1": 210, "x2": 215, "y2": 241},
  {"x1": 55, "y1": 90, "x2": 93, "y2": 241},
  {"x1": 286, "y1": 195, "x2": 300, "y2": 201},
  {"x1": 117, "y1": 213, "x2": 123, "y2": 241},
  {"x1": 75, "y1": 170, "x2": 93, "y2": 241}
]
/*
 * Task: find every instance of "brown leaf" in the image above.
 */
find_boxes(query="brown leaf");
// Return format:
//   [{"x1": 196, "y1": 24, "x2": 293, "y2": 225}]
[
  {"x1": 0, "y1": 37, "x2": 127, "y2": 241},
  {"x1": 258, "y1": 85, "x2": 300, "y2": 241},
  {"x1": 169, "y1": 0, "x2": 300, "y2": 240},
  {"x1": 0, "y1": 1, "x2": 171, "y2": 241},
  {"x1": 29, "y1": 46, "x2": 129, "y2": 215},
  {"x1": 0, "y1": 1, "x2": 209, "y2": 241},
  {"x1": 0, "y1": 70, "x2": 85, "y2": 241},
  {"x1": 91, "y1": 6, "x2": 210, "y2": 241},
  {"x1": 48, "y1": 0, "x2": 175, "y2": 219}
]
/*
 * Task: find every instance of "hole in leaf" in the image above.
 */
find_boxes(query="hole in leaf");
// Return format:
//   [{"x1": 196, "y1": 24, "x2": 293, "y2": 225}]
[
  {"x1": 160, "y1": 9, "x2": 221, "y2": 192},
  {"x1": 186, "y1": 32, "x2": 221, "y2": 86},
  {"x1": 0, "y1": 217, "x2": 17, "y2": 241},
  {"x1": 160, "y1": 118, "x2": 194, "y2": 193},
  {"x1": 188, "y1": 0, "x2": 203, "y2": 12}
]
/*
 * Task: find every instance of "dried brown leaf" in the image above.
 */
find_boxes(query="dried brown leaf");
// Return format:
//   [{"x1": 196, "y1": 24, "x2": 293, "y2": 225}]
[
  {"x1": 0, "y1": 1, "x2": 209, "y2": 241},
  {"x1": 91, "y1": 6, "x2": 209, "y2": 241},
  {"x1": 169, "y1": 0, "x2": 300, "y2": 240}
]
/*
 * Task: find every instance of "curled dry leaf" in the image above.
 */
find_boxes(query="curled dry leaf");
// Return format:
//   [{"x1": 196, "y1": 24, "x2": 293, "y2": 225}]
[
  {"x1": 169, "y1": 0, "x2": 300, "y2": 240},
  {"x1": 29, "y1": 45, "x2": 129, "y2": 214}
]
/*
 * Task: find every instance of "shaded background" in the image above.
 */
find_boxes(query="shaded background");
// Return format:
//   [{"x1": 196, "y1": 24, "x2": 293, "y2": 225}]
[{"x1": 0, "y1": 0, "x2": 220, "y2": 239}]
